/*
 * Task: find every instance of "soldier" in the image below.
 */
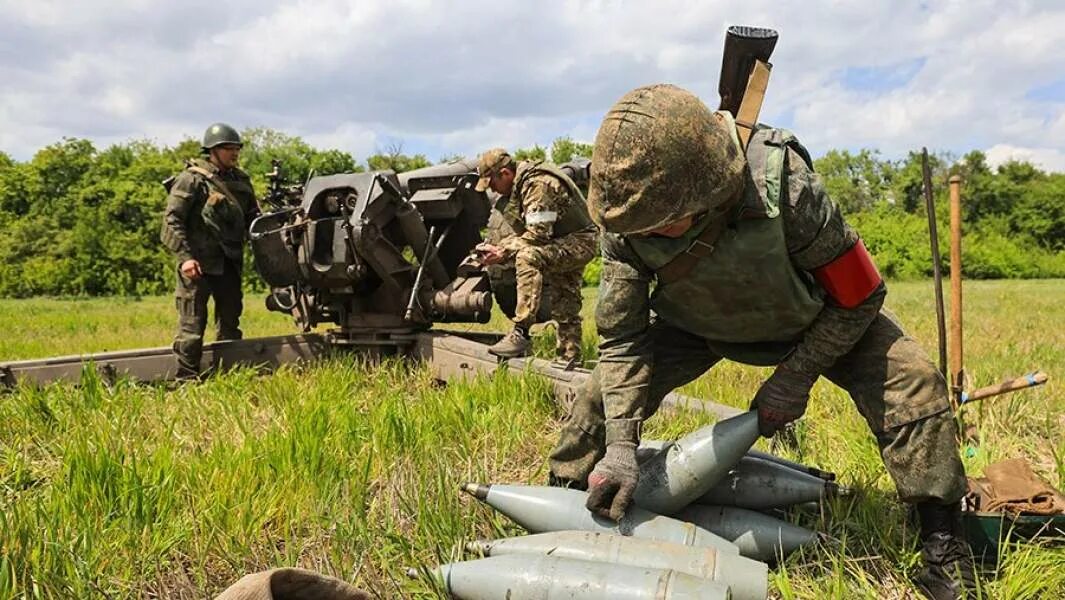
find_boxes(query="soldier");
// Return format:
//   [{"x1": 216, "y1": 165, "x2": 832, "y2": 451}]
[
  {"x1": 473, "y1": 148, "x2": 597, "y2": 364},
  {"x1": 160, "y1": 123, "x2": 260, "y2": 380},
  {"x1": 546, "y1": 85, "x2": 975, "y2": 600}
]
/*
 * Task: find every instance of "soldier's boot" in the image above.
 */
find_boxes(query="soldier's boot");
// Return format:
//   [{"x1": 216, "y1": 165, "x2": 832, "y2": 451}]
[
  {"x1": 553, "y1": 320, "x2": 582, "y2": 369},
  {"x1": 488, "y1": 326, "x2": 532, "y2": 358},
  {"x1": 913, "y1": 501, "x2": 978, "y2": 600}
]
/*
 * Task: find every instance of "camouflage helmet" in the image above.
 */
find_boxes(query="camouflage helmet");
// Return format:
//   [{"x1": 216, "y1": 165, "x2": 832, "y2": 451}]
[
  {"x1": 588, "y1": 84, "x2": 746, "y2": 234},
  {"x1": 202, "y1": 122, "x2": 243, "y2": 151}
]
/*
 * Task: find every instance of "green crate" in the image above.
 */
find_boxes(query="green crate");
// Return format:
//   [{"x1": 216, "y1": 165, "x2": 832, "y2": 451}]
[{"x1": 963, "y1": 510, "x2": 1065, "y2": 558}]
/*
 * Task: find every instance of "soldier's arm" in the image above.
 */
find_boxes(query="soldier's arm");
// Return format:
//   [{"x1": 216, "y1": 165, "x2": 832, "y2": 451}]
[
  {"x1": 596, "y1": 234, "x2": 655, "y2": 426},
  {"x1": 517, "y1": 176, "x2": 568, "y2": 246},
  {"x1": 780, "y1": 146, "x2": 886, "y2": 377},
  {"x1": 160, "y1": 172, "x2": 199, "y2": 263}
]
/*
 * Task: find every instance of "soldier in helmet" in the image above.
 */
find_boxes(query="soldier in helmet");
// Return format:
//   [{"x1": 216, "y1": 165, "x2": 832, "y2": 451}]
[
  {"x1": 547, "y1": 85, "x2": 975, "y2": 600},
  {"x1": 160, "y1": 123, "x2": 260, "y2": 380},
  {"x1": 474, "y1": 148, "x2": 597, "y2": 364}
]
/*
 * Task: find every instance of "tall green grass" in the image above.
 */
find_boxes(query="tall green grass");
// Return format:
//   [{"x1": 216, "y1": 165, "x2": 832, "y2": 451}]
[{"x1": 1, "y1": 280, "x2": 1062, "y2": 598}]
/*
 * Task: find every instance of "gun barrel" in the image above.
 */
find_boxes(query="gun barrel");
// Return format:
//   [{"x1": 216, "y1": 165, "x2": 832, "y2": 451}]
[{"x1": 718, "y1": 25, "x2": 779, "y2": 115}]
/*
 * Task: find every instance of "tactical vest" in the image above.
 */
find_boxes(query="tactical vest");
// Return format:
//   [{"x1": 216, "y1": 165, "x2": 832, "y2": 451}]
[
  {"x1": 496, "y1": 161, "x2": 595, "y2": 239},
  {"x1": 626, "y1": 123, "x2": 824, "y2": 353},
  {"x1": 187, "y1": 159, "x2": 256, "y2": 259}
]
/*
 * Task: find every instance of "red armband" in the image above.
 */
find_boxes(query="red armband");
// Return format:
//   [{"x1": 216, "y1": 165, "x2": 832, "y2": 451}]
[{"x1": 812, "y1": 240, "x2": 882, "y2": 308}]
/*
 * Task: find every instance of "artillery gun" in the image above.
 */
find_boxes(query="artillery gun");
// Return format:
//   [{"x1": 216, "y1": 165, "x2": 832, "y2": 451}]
[{"x1": 0, "y1": 157, "x2": 646, "y2": 406}]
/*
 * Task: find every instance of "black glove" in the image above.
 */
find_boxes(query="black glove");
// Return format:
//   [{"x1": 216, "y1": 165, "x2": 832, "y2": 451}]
[
  {"x1": 585, "y1": 418, "x2": 641, "y2": 521},
  {"x1": 752, "y1": 365, "x2": 816, "y2": 438}
]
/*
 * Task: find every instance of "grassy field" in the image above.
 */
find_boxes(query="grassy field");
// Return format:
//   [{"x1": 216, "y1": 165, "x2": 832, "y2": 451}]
[{"x1": 1, "y1": 280, "x2": 1062, "y2": 598}]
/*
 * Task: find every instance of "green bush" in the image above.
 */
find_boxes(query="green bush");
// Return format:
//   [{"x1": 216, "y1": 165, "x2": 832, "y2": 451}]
[{"x1": 0, "y1": 134, "x2": 1061, "y2": 298}]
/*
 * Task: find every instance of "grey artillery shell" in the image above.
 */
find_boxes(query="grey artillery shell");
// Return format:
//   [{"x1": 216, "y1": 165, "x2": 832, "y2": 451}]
[
  {"x1": 461, "y1": 483, "x2": 740, "y2": 554},
  {"x1": 746, "y1": 449, "x2": 836, "y2": 482},
  {"x1": 635, "y1": 412, "x2": 761, "y2": 515},
  {"x1": 468, "y1": 531, "x2": 767, "y2": 600},
  {"x1": 428, "y1": 554, "x2": 732, "y2": 599},
  {"x1": 675, "y1": 505, "x2": 818, "y2": 562},
  {"x1": 638, "y1": 441, "x2": 837, "y2": 483},
  {"x1": 696, "y1": 456, "x2": 837, "y2": 510}
]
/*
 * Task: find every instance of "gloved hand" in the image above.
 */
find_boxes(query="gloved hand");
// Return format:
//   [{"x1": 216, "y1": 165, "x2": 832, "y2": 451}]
[
  {"x1": 751, "y1": 365, "x2": 816, "y2": 438},
  {"x1": 585, "y1": 418, "x2": 641, "y2": 521}
]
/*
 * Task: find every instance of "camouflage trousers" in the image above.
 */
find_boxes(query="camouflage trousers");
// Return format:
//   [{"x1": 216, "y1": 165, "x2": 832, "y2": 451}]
[
  {"x1": 511, "y1": 231, "x2": 596, "y2": 361},
  {"x1": 172, "y1": 259, "x2": 244, "y2": 378},
  {"x1": 548, "y1": 311, "x2": 968, "y2": 504}
]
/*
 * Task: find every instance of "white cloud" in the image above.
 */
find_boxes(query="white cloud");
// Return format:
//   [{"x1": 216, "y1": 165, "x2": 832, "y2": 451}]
[
  {"x1": 985, "y1": 144, "x2": 1065, "y2": 173},
  {"x1": 0, "y1": 0, "x2": 1063, "y2": 171}
]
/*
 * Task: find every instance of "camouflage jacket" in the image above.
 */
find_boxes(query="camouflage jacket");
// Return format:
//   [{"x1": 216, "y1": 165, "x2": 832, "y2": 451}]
[
  {"x1": 160, "y1": 158, "x2": 259, "y2": 275},
  {"x1": 596, "y1": 122, "x2": 885, "y2": 423},
  {"x1": 494, "y1": 161, "x2": 595, "y2": 255}
]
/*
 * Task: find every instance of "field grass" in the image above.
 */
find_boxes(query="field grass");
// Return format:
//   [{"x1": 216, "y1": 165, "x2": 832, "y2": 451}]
[{"x1": 1, "y1": 280, "x2": 1063, "y2": 598}]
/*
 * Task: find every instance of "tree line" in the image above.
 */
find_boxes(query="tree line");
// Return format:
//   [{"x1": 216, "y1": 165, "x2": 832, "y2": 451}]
[{"x1": 0, "y1": 130, "x2": 1060, "y2": 297}]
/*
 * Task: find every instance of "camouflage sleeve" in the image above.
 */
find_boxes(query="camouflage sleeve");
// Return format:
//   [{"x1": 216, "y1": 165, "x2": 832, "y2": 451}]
[
  {"x1": 160, "y1": 171, "x2": 200, "y2": 263},
  {"x1": 517, "y1": 174, "x2": 568, "y2": 246},
  {"x1": 779, "y1": 146, "x2": 886, "y2": 378},
  {"x1": 596, "y1": 233, "x2": 655, "y2": 423}
]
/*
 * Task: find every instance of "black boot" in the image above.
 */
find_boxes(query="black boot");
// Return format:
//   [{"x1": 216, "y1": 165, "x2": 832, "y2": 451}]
[{"x1": 914, "y1": 501, "x2": 978, "y2": 600}]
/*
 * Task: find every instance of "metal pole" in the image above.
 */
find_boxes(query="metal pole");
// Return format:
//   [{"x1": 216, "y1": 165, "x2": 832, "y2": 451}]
[
  {"x1": 948, "y1": 175, "x2": 965, "y2": 401},
  {"x1": 922, "y1": 149, "x2": 948, "y2": 380}
]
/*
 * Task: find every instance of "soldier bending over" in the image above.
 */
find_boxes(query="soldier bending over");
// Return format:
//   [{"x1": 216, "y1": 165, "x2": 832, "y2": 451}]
[{"x1": 547, "y1": 85, "x2": 976, "y2": 600}]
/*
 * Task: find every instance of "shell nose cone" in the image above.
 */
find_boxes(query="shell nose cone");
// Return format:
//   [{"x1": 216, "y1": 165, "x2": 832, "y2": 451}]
[{"x1": 460, "y1": 482, "x2": 490, "y2": 500}]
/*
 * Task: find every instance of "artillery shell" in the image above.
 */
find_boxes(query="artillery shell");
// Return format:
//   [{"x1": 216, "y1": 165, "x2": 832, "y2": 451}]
[
  {"x1": 426, "y1": 554, "x2": 732, "y2": 599},
  {"x1": 635, "y1": 412, "x2": 761, "y2": 515},
  {"x1": 696, "y1": 456, "x2": 837, "y2": 510},
  {"x1": 461, "y1": 483, "x2": 739, "y2": 554},
  {"x1": 675, "y1": 504, "x2": 818, "y2": 562},
  {"x1": 468, "y1": 530, "x2": 766, "y2": 600}
]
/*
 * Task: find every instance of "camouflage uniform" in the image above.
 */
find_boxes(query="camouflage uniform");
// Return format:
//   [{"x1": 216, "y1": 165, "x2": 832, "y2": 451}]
[
  {"x1": 484, "y1": 208, "x2": 552, "y2": 323},
  {"x1": 488, "y1": 158, "x2": 597, "y2": 361},
  {"x1": 549, "y1": 107, "x2": 966, "y2": 506},
  {"x1": 160, "y1": 158, "x2": 259, "y2": 378}
]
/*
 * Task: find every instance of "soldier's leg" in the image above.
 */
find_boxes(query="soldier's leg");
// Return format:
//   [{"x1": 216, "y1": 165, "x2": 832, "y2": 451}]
[
  {"x1": 212, "y1": 258, "x2": 244, "y2": 341},
  {"x1": 512, "y1": 245, "x2": 545, "y2": 328},
  {"x1": 172, "y1": 267, "x2": 210, "y2": 379},
  {"x1": 547, "y1": 268, "x2": 585, "y2": 363},
  {"x1": 824, "y1": 311, "x2": 973, "y2": 598},
  {"x1": 824, "y1": 311, "x2": 965, "y2": 503},
  {"x1": 548, "y1": 320, "x2": 721, "y2": 485}
]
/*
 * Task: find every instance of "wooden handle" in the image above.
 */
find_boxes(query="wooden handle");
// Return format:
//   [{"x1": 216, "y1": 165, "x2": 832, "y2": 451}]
[
  {"x1": 960, "y1": 371, "x2": 1049, "y2": 404},
  {"x1": 949, "y1": 175, "x2": 964, "y2": 399}
]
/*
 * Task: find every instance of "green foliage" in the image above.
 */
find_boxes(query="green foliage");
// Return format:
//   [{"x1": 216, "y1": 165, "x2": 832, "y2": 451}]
[
  {"x1": 0, "y1": 131, "x2": 1061, "y2": 299},
  {"x1": 513, "y1": 144, "x2": 547, "y2": 162},
  {"x1": 550, "y1": 136, "x2": 594, "y2": 164},
  {"x1": 365, "y1": 143, "x2": 431, "y2": 173}
]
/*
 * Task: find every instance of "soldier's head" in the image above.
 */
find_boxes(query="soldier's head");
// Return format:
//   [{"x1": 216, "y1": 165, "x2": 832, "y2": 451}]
[
  {"x1": 587, "y1": 84, "x2": 746, "y2": 236},
  {"x1": 475, "y1": 148, "x2": 517, "y2": 196},
  {"x1": 202, "y1": 122, "x2": 243, "y2": 171}
]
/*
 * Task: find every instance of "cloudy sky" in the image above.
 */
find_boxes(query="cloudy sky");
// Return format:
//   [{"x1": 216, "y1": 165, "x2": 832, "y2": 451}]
[{"x1": 2, "y1": 0, "x2": 1064, "y2": 171}]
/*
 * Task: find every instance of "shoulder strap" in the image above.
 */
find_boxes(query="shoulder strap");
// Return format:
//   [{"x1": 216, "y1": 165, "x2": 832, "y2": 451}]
[
  {"x1": 654, "y1": 215, "x2": 731, "y2": 285},
  {"x1": 188, "y1": 165, "x2": 241, "y2": 206}
]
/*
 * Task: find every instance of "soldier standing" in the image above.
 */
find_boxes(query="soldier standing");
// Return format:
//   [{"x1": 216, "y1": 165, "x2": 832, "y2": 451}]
[
  {"x1": 473, "y1": 148, "x2": 597, "y2": 364},
  {"x1": 160, "y1": 123, "x2": 260, "y2": 380},
  {"x1": 547, "y1": 85, "x2": 975, "y2": 600}
]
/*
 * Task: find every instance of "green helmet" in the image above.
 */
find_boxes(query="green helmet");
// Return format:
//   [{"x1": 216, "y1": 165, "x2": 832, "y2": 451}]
[
  {"x1": 588, "y1": 84, "x2": 746, "y2": 234},
  {"x1": 201, "y1": 122, "x2": 243, "y2": 150}
]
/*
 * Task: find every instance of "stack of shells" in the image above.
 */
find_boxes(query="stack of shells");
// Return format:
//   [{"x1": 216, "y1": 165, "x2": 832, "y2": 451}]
[{"x1": 415, "y1": 411, "x2": 844, "y2": 599}]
